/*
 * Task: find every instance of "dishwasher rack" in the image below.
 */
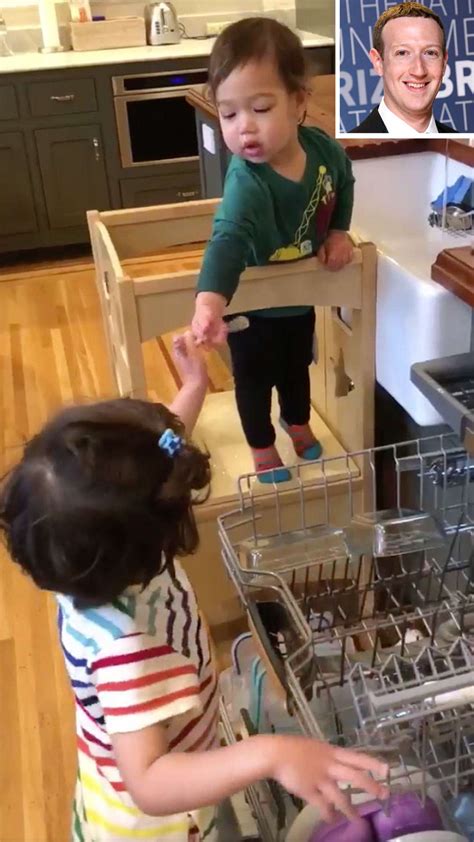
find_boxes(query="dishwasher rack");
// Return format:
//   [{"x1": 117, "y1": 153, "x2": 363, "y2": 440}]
[{"x1": 218, "y1": 435, "x2": 474, "y2": 837}]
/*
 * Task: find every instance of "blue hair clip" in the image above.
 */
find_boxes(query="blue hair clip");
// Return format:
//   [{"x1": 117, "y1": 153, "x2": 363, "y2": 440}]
[{"x1": 158, "y1": 428, "x2": 183, "y2": 457}]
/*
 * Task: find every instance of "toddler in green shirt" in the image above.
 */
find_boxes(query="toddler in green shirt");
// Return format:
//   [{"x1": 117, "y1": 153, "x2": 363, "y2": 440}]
[{"x1": 192, "y1": 17, "x2": 355, "y2": 482}]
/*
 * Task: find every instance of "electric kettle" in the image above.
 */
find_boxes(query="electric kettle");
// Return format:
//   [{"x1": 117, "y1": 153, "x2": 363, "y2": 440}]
[{"x1": 147, "y1": 1, "x2": 181, "y2": 46}]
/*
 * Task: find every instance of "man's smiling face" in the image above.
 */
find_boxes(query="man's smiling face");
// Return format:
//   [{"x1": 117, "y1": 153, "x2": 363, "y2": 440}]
[{"x1": 370, "y1": 16, "x2": 447, "y2": 128}]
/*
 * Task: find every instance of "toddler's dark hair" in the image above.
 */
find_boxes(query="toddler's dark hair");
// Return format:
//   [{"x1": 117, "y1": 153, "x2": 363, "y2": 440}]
[
  {"x1": 373, "y1": 2, "x2": 446, "y2": 56},
  {"x1": 0, "y1": 399, "x2": 210, "y2": 609},
  {"x1": 208, "y1": 17, "x2": 308, "y2": 99}
]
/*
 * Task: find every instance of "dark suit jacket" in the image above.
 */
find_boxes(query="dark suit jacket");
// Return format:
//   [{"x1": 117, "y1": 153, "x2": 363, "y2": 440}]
[{"x1": 349, "y1": 106, "x2": 456, "y2": 134}]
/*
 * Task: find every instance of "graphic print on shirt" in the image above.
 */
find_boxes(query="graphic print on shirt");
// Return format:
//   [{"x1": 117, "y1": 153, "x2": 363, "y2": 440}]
[{"x1": 269, "y1": 165, "x2": 336, "y2": 262}]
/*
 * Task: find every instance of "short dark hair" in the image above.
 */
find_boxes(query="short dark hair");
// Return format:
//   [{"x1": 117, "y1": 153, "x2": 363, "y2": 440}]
[
  {"x1": 373, "y1": 2, "x2": 446, "y2": 56},
  {"x1": 0, "y1": 398, "x2": 210, "y2": 608},
  {"x1": 208, "y1": 17, "x2": 308, "y2": 99}
]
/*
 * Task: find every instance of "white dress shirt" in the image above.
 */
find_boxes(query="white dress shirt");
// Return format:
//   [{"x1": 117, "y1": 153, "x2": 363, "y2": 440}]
[{"x1": 378, "y1": 97, "x2": 439, "y2": 136}]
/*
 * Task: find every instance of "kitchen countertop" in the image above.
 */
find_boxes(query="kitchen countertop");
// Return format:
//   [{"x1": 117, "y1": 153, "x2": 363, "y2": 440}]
[{"x1": 0, "y1": 29, "x2": 333, "y2": 74}]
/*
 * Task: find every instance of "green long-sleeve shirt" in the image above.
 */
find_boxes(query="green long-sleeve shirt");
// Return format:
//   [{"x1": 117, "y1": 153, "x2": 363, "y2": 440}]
[{"x1": 197, "y1": 125, "x2": 355, "y2": 318}]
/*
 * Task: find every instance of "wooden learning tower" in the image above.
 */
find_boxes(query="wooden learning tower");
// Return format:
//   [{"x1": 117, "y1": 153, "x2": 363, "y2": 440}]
[{"x1": 88, "y1": 199, "x2": 377, "y2": 651}]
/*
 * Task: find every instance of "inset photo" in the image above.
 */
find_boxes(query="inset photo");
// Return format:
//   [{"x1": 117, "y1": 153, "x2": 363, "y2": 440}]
[{"x1": 338, "y1": 0, "x2": 474, "y2": 136}]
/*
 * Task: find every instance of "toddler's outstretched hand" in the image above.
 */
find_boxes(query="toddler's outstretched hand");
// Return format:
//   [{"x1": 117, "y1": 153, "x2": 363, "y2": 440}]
[
  {"x1": 318, "y1": 230, "x2": 354, "y2": 271},
  {"x1": 172, "y1": 331, "x2": 208, "y2": 389},
  {"x1": 192, "y1": 292, "x2": 228, "y2": 349},
  {"x1": 272, "y1": 737, "x2": 388, "y2": 824}
]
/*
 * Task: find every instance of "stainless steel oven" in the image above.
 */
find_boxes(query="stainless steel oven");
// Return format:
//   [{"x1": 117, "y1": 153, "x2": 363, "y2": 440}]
[{"x1": 113, "y1": 68, "x2": 208, "y2": 168}]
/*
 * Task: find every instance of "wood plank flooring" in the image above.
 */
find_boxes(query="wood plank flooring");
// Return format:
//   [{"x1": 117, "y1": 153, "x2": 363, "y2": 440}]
[{"x1": 0, "y1": 262, "x2": 230, "y2": 842}]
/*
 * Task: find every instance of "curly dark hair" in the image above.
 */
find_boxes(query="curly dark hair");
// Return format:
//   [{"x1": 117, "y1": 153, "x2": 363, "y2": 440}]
[
  {"x1": 0, "y1": 398, "x2": 211, "y2": 609},
  {"x1": 207, "y1": 17, "x2": 309, "y2": 99},
  {"x1": 373, "y1": 2, "x2": 446, "y2": 56}
]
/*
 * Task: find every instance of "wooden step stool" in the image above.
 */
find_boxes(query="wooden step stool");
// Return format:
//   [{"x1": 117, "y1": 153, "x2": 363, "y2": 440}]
[{"x1": 87, "y1": 200, "x2": 377, "y2": 648}]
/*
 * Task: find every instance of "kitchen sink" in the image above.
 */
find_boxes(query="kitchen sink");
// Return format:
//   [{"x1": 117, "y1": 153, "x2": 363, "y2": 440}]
[{"x1": 351, "y1": 151, "x2": 474, "y2": 427}]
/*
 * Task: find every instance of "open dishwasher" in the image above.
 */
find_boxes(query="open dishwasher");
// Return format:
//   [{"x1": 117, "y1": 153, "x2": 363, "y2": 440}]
[{"x1": 218, "y1": 435, "x2": 474, "y2": 841}]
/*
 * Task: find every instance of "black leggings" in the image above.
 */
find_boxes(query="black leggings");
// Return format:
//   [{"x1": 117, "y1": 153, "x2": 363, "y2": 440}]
[{"x1": 227, "y1": 309, "x2": 315, "y2": 449}]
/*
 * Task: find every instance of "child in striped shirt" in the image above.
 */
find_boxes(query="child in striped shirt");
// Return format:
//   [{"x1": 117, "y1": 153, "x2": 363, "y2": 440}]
[{"x1": 0, "y1": 333, "x2": 387, "y2": 842}]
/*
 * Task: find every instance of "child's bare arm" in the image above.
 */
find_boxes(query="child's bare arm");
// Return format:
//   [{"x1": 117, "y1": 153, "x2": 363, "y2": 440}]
[
  {"x1": 168, "y1": 331, "x2": 208, "y2": 435},
  {"x1": 111, "y1": 724, "x2": 388, "y2": 822},
  {"x1": 192, "y1": 291, "x2": 228, "y2": 348}
]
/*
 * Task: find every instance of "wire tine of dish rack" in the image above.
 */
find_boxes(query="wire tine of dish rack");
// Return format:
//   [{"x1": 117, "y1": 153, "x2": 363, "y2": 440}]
[
  {"x1": 236, "y1": 433, "x2": 474, "y2": 534},
  {"x1": 282, "y1": 597, "x2": 474, "y2": 738},
  {"x1": 218, "y1": 434, "x2": 474, "y2": 798},
  {"x1": 219, "y1": 434, "x2": 474, "y2": 626},
  {"x1": 347, "y1": 636, "x2": 474, "y2": 799}
]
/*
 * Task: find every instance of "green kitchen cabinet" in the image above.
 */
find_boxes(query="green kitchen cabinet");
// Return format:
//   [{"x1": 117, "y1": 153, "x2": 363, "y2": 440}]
[
  {"x1": 0, "y1": 46, "x2": 328, "y2": 252},
  {"x1": 0, "y1": 85, "x2": 19, "y2": 121},
  {"x1": 0, "y1": 131, "x2": 38, "y2": 235},
  {"x1": 35, "y1": 124, "x2": 110, "y2": 229},
  {"x1": 120, "y1": 172, "x2": 201, "y2": 208}
]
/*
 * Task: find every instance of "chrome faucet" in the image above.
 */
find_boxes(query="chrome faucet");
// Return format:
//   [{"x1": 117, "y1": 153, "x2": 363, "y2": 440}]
[{"x1": 429, "y1": 206, "x2": 473, "y2": 232}]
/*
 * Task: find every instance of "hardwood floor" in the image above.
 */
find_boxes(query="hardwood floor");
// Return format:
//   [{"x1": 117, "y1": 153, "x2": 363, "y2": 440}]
[{"x1": 0, "y1": 263, "x2": 230, "y2": 842}]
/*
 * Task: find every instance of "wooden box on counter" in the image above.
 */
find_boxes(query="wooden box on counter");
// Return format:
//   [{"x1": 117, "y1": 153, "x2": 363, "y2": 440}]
[{"x1": 70, "y1": 17, "x2": 146, "y2": 51}]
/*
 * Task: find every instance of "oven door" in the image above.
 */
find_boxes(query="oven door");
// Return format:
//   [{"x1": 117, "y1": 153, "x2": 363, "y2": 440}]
[{"x1": 115, "y1": 90, "x2": 200, "y2": 168}]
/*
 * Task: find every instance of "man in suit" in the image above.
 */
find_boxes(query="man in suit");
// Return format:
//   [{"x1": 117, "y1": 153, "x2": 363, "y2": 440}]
[{"x1": 350, "y1": 2, "x2": 454, "y2": 134}]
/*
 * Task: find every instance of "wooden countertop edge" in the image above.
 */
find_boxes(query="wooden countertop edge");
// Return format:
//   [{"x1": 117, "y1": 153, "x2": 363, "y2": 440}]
[
  {"x1": 343, "y1": 138, "x2": 474, "y2": 165},
  {"x1": 431, "y1": 247, "x2": 474, "y2": 309},
  {"x1": 186, "y1": 87, "x2": 216, "y2": 121},
  {"x1": 426, "y1": 139, "x2": 474, "y2": 166}
]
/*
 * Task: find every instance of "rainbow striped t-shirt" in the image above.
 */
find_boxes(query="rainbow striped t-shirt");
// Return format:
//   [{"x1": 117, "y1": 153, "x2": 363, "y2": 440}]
[{"x1": 56, "y1": 559, "x2": 220, "y2": 841}]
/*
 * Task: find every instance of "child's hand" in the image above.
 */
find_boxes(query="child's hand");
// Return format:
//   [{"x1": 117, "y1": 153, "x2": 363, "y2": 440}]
[
  {"x1": 192, "y1": 292, "x2": 228, "y2": 349},
  {"x1": 272, "y1": 738, "x2": 388, "y2": 823},
  {"x1": 172, "y1": 331, "x2": 208, "y2": 390},
  {"x1": 317, "y1": 230, "x2": 354, "y2": 272}
]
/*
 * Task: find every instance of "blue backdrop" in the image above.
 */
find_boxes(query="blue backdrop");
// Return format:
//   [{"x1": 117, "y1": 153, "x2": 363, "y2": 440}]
[{"x1": 339, "y1": 0, "x2": 474, "y2": 133}]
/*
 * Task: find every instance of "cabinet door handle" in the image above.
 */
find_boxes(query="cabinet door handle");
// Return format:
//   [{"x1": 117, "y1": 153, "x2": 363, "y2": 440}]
[
  {"x1": 178, "y1": 190, "x2": 198, "y2": 198},
  {"x1": 50, "y1": 94, "x2": 76, "y2": 102},
  {"x1": 92, "y1": 137, "x2": 101, "y2": 162}
]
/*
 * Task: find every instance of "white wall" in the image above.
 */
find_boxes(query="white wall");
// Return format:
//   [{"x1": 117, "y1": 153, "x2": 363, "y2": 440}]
[
  {"x1": 1, "y1": 0, "x2": 297, "y2": 33},
  {"x1": 261, "y1": 0, "x2": 295, "y2": 25},
  {"x1": 0, "y1": 0, "x2": 265, "y2": 8},
  {"x1": 295, "y1": 0, "x2": 333, "y2": 35},
  {"x1": 176, "y1": 0, "x2": 261, "y2": 11}
]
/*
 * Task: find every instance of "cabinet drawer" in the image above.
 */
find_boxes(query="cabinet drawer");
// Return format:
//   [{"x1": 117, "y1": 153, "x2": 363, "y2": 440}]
[
  {"x1": 0, "y1": 85, "x2": 19, "y2": 120},
  {"x1": 27, "y1": 78, "x2": 97, "y2": 117},
  {"x1": 120, "y1": 174, "x2": 201, "y2": 208}
]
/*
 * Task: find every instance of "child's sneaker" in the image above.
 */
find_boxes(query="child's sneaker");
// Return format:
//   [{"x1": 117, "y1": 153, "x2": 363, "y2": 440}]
[
  {"x1": 280, "y1": 420, "x2": 322, "y2": 461},
  {"x1": 251, "y1": 445, "x2": 291, "y2": 484}
]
